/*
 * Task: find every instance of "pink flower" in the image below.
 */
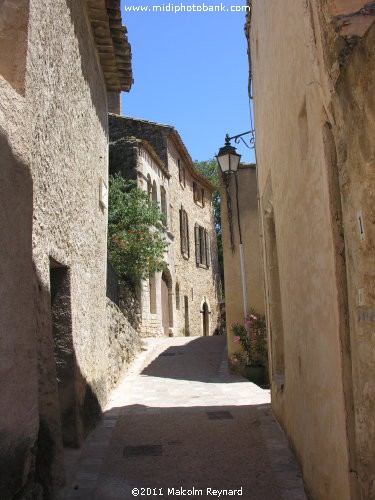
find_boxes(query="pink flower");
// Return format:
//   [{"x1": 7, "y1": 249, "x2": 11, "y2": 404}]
[
  {"x1": 234, "y1": 336, "x2": 240, "y2": 342},
  {"x1": 231, "y1": 356, "x2": 238, "y2": 364},
  {"x1": 245, "y1": 319, "x2": 251, "y2": 326},
  {"x1": 250, "y1": 314, "x2": 257, "y2": 320}
]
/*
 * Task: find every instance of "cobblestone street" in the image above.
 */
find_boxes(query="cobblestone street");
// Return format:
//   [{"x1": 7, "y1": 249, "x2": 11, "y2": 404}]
[{"x1": 59, "y1": 336, "x2": 306, "y2": 500}]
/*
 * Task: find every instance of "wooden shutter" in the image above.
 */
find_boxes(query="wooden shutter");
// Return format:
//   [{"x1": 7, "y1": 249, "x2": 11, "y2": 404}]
[
  {"x1": 180, "y1": 209, "x2": 185, "y2": 254},
  {"x1": 205, "y1": 230, "x2": 210, "y2": 268},
  {"x1": 185, "y1": 212, "x2": 190, "y2": 258},
  {"x1": 193, "y1": 182, "x2": 197, "y2": 202},
  {"x1": 195, "y1": 224, "x2": 200, "y2": 264}
]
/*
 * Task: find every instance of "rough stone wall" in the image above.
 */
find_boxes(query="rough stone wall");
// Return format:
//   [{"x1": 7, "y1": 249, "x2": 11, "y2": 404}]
[
  {"x1": 108, "y1": 116, "x2": 221, "y2": 338},
  {"x1": 109, "y1": 114, "x2": 172, "y2": 166},
  {"x1": 109, "y1": 138, "x2": 138, "y2": 181},
  {"x1": 168, "y1": 140, "x2": 220, "y2": 337},
  {"x1": 220, "y1": 164, "x2": 265, "y2": 358},
  {"x1": 0, "y1": 28, "x2": 38, "y2": 500},
  {"x1": 106, "y1": 298, "x2": 142, "y2": 388},
  {"x1": 249, "y1": 2, "x2": 353, "y2": 499},
  {"x1": 10, "y1": 0, "x2": 111, "y2": 496},
  {"x1": 330, "y1": 21, "x2": 375, "y2": 498},
  {"x1": 118, "y1": 283, "x2": 142, "y2": 331}
]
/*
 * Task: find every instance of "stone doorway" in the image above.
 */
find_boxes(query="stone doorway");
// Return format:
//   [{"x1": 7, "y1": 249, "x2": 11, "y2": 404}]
[
  {"x1": 50, "y1": 263, "x2": 79, "y2": 448},
  {"x1": 161, "y1": 269, "x2": 173, "y2": 336},
  {"x1": 202, "y1": 302, "x2": 209, "y2": 336},
  {"x1": 184, "y1": 296, "x2": 189, "y2": 336}
]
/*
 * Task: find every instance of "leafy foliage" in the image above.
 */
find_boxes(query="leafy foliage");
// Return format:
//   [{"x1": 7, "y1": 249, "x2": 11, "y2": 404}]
[
  {"x1": 230, "y1": 308, "x2": 268, "y2": 367},
  {"x1": 108, "y1": 173, "x2": 168, "y2": 286},
  {"x1": 194, "y1": 159, "x2": 223, "y2": 290}
]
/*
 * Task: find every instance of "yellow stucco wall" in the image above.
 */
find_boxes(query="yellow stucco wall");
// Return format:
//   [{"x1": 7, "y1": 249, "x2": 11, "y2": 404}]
[{"x1": 220, "y1": 164, "x2": 265, "y2": 358}]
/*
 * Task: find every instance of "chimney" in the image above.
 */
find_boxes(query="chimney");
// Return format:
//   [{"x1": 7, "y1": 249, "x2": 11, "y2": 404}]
[{"x1": 107, "y1": 91, "x2": 121, "y2": 115}]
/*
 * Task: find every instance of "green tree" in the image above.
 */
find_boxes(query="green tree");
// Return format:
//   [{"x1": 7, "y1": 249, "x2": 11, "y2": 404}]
[
  {"x1": 194, "y1": 159, "x2": 224, "y2": 291},
  {"x1": 108, "y1": 173, "x2": 168, "y2": 287}
]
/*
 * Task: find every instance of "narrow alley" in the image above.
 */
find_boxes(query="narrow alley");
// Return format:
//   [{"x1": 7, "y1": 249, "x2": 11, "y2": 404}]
[{"x1": 60, "y1": 336, "x2": 306, "y2": 500}]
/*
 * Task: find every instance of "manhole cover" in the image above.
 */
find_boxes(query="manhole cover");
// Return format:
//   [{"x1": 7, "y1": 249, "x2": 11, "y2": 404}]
[
  {"x1": 207, "y1": 411, "x2": 234, "y2": 420},
  {"x1": 123, "y1": 445, "x2": 163, "y2": 457}
]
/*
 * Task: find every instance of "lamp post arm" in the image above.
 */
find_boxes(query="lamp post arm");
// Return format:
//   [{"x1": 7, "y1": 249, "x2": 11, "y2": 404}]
[{"x1": 225, "y1": 130, "x2": 255, "y2": 150}]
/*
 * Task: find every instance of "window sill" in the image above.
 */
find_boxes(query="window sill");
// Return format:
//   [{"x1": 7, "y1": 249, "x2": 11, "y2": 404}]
[
  {"x1": 197, "y1": 263, "x2": 209, "y2": 270},
  {"x1": 194, "y1": 200, "x2": 205, "y2": 208}
]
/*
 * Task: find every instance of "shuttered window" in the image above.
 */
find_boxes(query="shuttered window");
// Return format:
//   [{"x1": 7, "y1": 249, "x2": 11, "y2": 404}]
[
  {"x1": 195, "y1": 224, "x2": 210, "y2": 269},
  {"x1": 180, "y1": 207, "x2": 189, "y2": 257}
]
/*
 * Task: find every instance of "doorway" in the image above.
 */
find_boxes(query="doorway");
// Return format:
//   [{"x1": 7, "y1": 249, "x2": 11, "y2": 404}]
[
  {"x1": 184, "y1": 296, "x2": 189, "y2": 336},
  {"x1": 50, "y1": 263, "x2": 78, "y2": 448},
  {"x1": 161, "y1": 269, "x2": 173, "y2": 335},
  {"x1": 161, "y1": 273, "x2": 170, "y2": 335},
  {"x1": 202, "y1": 302, "x2": 209, "y2": 336}
]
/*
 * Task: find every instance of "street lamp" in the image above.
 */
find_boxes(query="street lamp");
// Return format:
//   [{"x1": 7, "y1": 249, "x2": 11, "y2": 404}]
[
  {"x1": 216, "y1": 134, "x2": 242, "y2": 174},
  {"x1": 216, "y1": 130, "x2": 255, "y2": 351}
]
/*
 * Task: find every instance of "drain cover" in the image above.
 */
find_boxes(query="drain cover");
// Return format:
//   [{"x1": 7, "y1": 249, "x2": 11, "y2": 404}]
[
  {"x1": 123, "y1": 445, "x2": 162, "y2": 457},
  {"x1": 207, "y1": 411, "x2": 234, "y2": 420}
]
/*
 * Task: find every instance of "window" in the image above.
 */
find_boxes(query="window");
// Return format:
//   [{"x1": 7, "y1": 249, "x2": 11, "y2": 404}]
[
  {"x1": 178, "y1": 159, "x2": 185, "y2": 186},
  {"x1": 160, "y1": 186, "x2": 167, "y2": 226},
  {"x1": 193, "y1": 182, "x2": 204, "y2": 206},
  {"x1": 147, "y1": 175, "x2": 152, "y2": 200},
  {"x1": 152, "y1": 180, "x2": 157, "y2": 203},
  {"x1": 176, "y1": 283, "x2": 180, "y2": 310},
  {"x1": 179, "y1": 207, "x2": 189, "y2": 258},
  {"x1": 195, "y1": 225, "x2": 210, "y2": 268}
]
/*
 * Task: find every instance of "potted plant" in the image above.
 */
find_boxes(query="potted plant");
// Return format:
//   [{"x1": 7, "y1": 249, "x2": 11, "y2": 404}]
[{"x1": 229, "y1": 309, "x2": 268, "y2": 386}]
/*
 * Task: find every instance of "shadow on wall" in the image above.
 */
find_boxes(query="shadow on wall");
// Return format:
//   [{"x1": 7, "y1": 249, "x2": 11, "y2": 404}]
[
  {"x1": 142, "y1": 336, "x2": 244, "y2": 384},
  {"x1": 33, "y1": 268, "x2": 103, "y2": 499},
  {"x1": 0, "y1": 131, "x2": 35, "y2": 499}
]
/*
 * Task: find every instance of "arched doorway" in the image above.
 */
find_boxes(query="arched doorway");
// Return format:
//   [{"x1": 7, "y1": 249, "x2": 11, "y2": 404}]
[
  {"x1": 202, "y1": 301, "x2": 210, "y2": 336},
  {"x1": 161, "y1": 269, "x2": 173, "y2": 336}
]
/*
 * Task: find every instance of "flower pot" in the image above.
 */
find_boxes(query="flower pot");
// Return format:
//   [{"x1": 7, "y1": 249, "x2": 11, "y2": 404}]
[{"x1": 244, "y1": 365, "x2": 267, "y2": 386}]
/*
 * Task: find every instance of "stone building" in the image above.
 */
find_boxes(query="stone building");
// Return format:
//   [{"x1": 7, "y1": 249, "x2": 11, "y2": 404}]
[
  {"x1": 109, "y1": 115, "x2": 221, "y2": 337},
  {"x1": 0, "y1": 1, "x2": 133, "y2": 498},
  {"x1": 247, "y1": 1, "x2": 375, "y2": 498},
  {"x1": 219, "y1": 163, "x2": 265, "y2": 357}
]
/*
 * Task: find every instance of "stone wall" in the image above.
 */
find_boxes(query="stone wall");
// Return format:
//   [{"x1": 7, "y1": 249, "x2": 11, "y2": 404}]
[
  {"x1": 118, "y1": 282, "x2": 142, "y2": 331},
  {"x1": 168, "y1": 140, "x2": 221, "y2": 337},
  {"x1": 248, "y1": 1, "x2": 375, "y2": 498},
  {"x1": 109, "y1": 116, "x2": 221, "y2": 338},
  {"x1": 0, "y1": 1, "x2": 132, "y2": 498},
  {"x1": 331, "y1": 21, "x2": 375, "y2": 498},
  {"x1": 220, "y1": 164, "x2": 265, "y2": 358},
  {"x1": 109, "y1": 114, "x2": 172, "y2": 166},
  {"x1": 0, "y1": 21, "x2": 38, "y2": 500},
  {"x1": 27, "y1": 2, "x2": 110, "y2": 494},
  {"x1": 106, "y1": 299, "x2": 142, "y2": 388}
]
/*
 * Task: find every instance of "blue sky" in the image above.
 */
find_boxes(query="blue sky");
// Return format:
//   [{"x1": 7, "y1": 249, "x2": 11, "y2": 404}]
[{"x1": 120, "y1": 0, "x2": 255, "y2": 163}]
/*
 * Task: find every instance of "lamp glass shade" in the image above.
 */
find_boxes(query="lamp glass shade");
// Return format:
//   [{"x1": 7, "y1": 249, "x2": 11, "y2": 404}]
[{"x1": 216, "y1": 144, "x2": 241, "y2": 173}]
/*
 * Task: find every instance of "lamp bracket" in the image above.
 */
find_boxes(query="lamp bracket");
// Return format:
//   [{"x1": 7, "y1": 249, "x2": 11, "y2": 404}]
[{"x1": 225, "y1": 130, "x2": 255, "y2": 150}]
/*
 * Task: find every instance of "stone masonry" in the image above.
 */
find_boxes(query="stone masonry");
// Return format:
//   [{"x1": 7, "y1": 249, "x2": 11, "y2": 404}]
[
  {"x1": 109, "y1": 115, "x2": 221, "y2": 338},
  {"x1": 0, "y1": 1, "x2": 133, "y2": 497}
]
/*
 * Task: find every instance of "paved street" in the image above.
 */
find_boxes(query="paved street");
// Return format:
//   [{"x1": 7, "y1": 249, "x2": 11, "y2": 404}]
[{"x1": 60, "y1": 336, "x2": 306, "y2": 500}]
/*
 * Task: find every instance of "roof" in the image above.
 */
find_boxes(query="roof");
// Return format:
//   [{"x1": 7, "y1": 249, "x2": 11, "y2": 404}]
[
  {"x1": 86, "y1": 0, "x2": 133, "y2": 92},
  {"x1": 109, "y1": 115, "x2": 217, "y2": 192}
]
